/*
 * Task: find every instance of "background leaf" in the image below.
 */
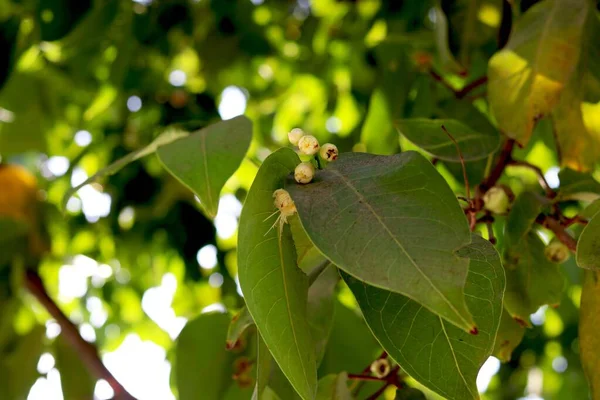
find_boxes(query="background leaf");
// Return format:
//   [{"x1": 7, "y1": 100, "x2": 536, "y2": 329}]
[
  {"x1": 579, "y1": 270, "x2": 600, "y2": 399},
  {"x1": 493, "y1": 308, "x2": 526, "y2": 362},
  {"x1": 505, "y1": 191, "x2": 544, "y2": 248},
  {"x1": 343, "y1": 234, "x2": 504, "y2": 400},
  {"x1": 315, "y1": 373, "x2": 351, "y2": 400},
  {"x1": 577, "y1": 210, "x2": 600, "y2": 270},
  {"x1": 158, "y1": 116, "x2": 253, "y2": 218},
  {"x1": 54, "y1": 335, "x2": 96, "y2": 400},
  {"x1": 287, "y1": 151, "x2": 475, "y2": 332},
  {"x1": 238, "y1": 148, "x2": 317, "y2": 400},
  {"x1": 307, "y1": 264, "x2": 338, "y2": 366}
]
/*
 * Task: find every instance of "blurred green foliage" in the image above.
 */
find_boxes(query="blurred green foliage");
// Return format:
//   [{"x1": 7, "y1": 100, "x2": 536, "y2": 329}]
[{"x1": 1, "y1": 0, "x2": 600, "y2": 399}]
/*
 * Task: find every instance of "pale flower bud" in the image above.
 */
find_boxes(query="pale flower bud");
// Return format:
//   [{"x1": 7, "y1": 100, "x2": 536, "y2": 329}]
[
  {"x1": 298, "y1": 135, "x2": 320, "y2": 156},
  {"x1": 483, "y1": 186, "x2": 510, "y2": 214},
  {"x1": 319, "y1": 143, "x2": 338, "y2": 162},
  {"x1": 294, "y1": 162, "x2": 315, "y2": 184},
  {"x1": 545, "y1": 238, "x2": 570, "y2": 263},
  {"x1": 288, "y1": 128, "x2": 305, "y2": 145},
  {"x1": 273, "y1": 189, "x2": 296, "y2": 214},
  {"x1": 370, "y1": 358, "x2": 391, "y2": 378}
]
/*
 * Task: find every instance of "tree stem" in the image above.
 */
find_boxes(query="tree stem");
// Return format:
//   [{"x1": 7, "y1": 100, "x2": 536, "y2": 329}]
[{"x1": 24, "y1": 270, "x2": 136, "y2": 400}]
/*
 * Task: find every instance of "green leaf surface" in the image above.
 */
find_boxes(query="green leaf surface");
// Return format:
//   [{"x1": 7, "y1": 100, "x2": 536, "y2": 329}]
[
  {"x1": 55, "y1": 335, "x2": 96, "y2": 400},
  {"x1": 361, "y1": 88, "x2": 397, "y2": 155},
  {"x1": 493, "y1": 308, "x2": 526, "y2": 363},
  {"x1": 505, "y1": 191, "x2": 544, "y2": 248},
  {"x1": 343, "y1": 234, "x2": 505, "y2": 400},
  {"x1": 253, "y1": 334, "x2": 272, "y2": 400},
  {"x1": 315, "y1": 373, "x2": 352, "y2": 400},
  {"x1": 175, "y1": 312, "x2": 233, "y2": 400},
  {"x1": 158, "y1": 116, "x2": 253, "y2": 217},
  {"x1": 63, "y1": 128, "x2": 189, "y2": 208},
  {"x1": 558, "y1": 168, "x2": 600, "y2": 201},
  {"x1": 395, "y1": 387, "x2": 427, "y2": 400},
  {"x1": 504, "y1": 232, "x2": 565, "y2": 325},
  {"x1": 286, "y1": 151, "x2": 475, "y2": 332},
  {"x1": 227, "y1": 306, "x2": 255, "y2": 350},
  {"x1": 582, "y1": 199, "x2": 600, "y2": 220},
  {"x1": 238, "y1": 148, "x2": 317, "y2": 400},
  {"x1": 487, "y1": 0, "x2": 591, "y2": 146},
  {"x1": 307, "y1": 264, "x2": 339, "y2": 366},
  {"x1": 1, "y1": 325, "x2": 45, "y2": 400},
  {"x1": 579, "y1": 270, "x2": 600, "y2": 398},
  {"x1": 395, "y1": 117, "x2": 499, "y2": 162},
  {"x1": 577, "y1": 210, "x2": 600, "y2": 270}
]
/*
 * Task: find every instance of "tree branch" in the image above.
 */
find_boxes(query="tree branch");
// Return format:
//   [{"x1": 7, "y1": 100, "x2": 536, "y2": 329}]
[
  {"x1": 508, "y1": 159, "x2": 555, "y2": 198},
  {"x1": 428, "y1": 70, "x2": 488, "y2": 100},
  {"x1": 24, "y1": 270, "x2": 136, "y2": 400},
  {"x1": 537, "y1": 215, "x2": 578, "y2": 252}
]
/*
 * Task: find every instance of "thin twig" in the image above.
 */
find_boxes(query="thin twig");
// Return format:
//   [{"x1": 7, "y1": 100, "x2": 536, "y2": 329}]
[
  {"x1": 456, "y1": 76, "x2": 488, "y2": 99},
  {"x1": 508, "y1": 159, "x2": 555, "y2": 198},
  {"x1": 25, "y1": 270, "x2": 136, "y2": 400},
  {"x1": 538, "y1": 215, "x2": 578, "y2": 252}
]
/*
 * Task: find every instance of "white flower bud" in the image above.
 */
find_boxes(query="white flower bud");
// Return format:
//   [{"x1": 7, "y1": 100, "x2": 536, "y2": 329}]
[
  {"x1": 319, "y1": 143, "x2": 338, "y2": 162},
  {"x1": 545, "y1": 238, "x2": 570, "y2": 263},
  {"x1": 298, "y1": 135, "x2": 320, "y2": 156},
  {"x1": 273, "y1": 189, "x2": 295, "y2": 213},
  {"x1": 288, "y1": 128, "x2": 305, "y2": 145},
  {"x1": 370, "y1": 358, "x2": 391, "y2": 378},
  {"x1": 483, "y1": 186, "x2": 510, "y2": 214},
  {"x1": 294, "y1": 162, "x2": 315, "y2": 184}
]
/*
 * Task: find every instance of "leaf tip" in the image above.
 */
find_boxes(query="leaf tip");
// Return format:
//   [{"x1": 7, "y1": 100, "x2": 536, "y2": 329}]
[{"x1": 469, "y1": 326, "x2": 479, "y2": 336}]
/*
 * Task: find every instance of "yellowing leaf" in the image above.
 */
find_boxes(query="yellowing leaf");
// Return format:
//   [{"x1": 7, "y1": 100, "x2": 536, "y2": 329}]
[{"x1": 488, "y1": 0, "x2": 591, "y2": 146}]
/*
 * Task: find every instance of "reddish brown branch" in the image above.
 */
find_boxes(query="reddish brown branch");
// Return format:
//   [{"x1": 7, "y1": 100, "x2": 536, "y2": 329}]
[
  {"x1": 25, "y1": 270, "x2": 136, "y2": 400},
  {"x1": 538, "y1": 215, "x2": 578, "y2": 252},
  {"x1": 429, "y1": 69, "x2": 488, "y2": 100},
  {"x1": 508, "y1": 159, "x2": 555, "y2": 198}
]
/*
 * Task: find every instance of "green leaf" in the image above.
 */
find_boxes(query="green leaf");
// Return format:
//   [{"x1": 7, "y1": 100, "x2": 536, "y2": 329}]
[
  {"x1": 577, "y1": 210, "x2": 600, "y2": 270},
  {"x1": 493, "y1": 308, "x2": 526, "y2": 363},
  {"x1": 158, "y1": 116, "x2": 253, "y2": 218},
  {"x1": 579, "y1": 270, "x2": 600, "y2": 398},
  {"x1": 227, "y1": 306, "x2": 255, "y2": 350},
  {"x1": 175, "y1": 312, "x2": 233, "y2": 400},
  {"x1": 307, "y1": 264, "x2": 338, "y2": 366},
  {"x1": 557, "y1": 168, "x2": 600, "y2": 202},
  {"x1": 1, "y1": 325, "x2": 45, "y2": 400},
  {"x1": 505, "y1": 192, "x2": 544, "y2": 248},
  {"x1": 361, "y1": 88, "x2": 398, "y2": 155},
  {"x1": 63, "y1": 128, "x2": 189, "y2": 208},
  {"x1": 504, "y1": 232, "x2": 565, "y2": 325},
  {"x1": 238, "y1": 148, "x2": 317, "y2": 400},
  {"x1": 581, "y1": 199, "x2": 600, "y2": 220},
  {"x1": 286, "y1": 151, "x2": 475, "y2": 332},
  {"x1": 315, "y1": 373, "x2": 351, "y2": 400},
  {"x1": 432, "y1": 5, "x2": 465, "y2": 75},
  {"x1": 395, "y1": 387, "x2": 427, "y2": 400},
  {"x1": 395, "y1": 117, "x2": 499, "y2": 162},
  {"x1": 55, "y1": 335, "x2": 96, "y2": 400},
  {"x1": 343, "y1": 234, "x2": 505, "y2": 400},
  {"x1": 253, "y1": 334, "x2": 272, "y2": 400},
  {"x1": 487, "y1": 0, "x2": 591, "y2": 146}
]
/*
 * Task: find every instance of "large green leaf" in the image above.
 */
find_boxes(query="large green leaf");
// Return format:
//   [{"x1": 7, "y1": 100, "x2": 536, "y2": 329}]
[
  {"x1": 253, "y1": 334, "x2": 272, "y2": 400},
  {"x1": 315, "y1": 373, "x2": 351, "y2": 400},
  {"x1": 175, "y1": 312, "x2": 234, "y2": 400},
  {"x1": 55, "y1": 335, "x2": 96, "y2": 400},
  {"x1": 487, "y1": 0, "x2": 591, "y2": 146},
  {"x1": 580, "y1": 270, "x2": 600, "y2": 398},
  {"x1": 286, "y1": 151, "x2": 475, "y2": 332},
  {"x1": 557, "y1": 168, "x2": 600, "y2": 201},
  {"x1": 238, "y1": 148, "x2": 317, "y2": 400},
  {"x1": 504, "y1": 191, "x2": 544, "y2": 249},
  {"x1": 493, "y1": 308, "x2": 526, "y2": 362},
  {"x1": 343, "y1": 234, "x2": 505, "y2": 400},
  {"x1": 307, "y1": 264, "x2": 338, "y2": 366},
  {"x1": 158, "y1": 116, "x2": 253, "y2": 218},
  {"x1": 577, "y1": 210, "x2": 600, "y2": 270},
  {"x1": 395, "y1": 117, "x2": 499, "y2": 162},
  {"x1": 504, "y1": 232, "x2": 565, "y2": 325}
]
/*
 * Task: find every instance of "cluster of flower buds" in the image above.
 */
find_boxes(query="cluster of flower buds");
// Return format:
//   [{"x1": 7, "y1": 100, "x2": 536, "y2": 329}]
[{"x1": 287, "y1": 128, "x2": 338, "y2": 184}]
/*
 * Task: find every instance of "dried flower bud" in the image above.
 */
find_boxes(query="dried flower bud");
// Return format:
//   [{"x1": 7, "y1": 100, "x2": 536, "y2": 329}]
[
  {"x1": 483, "y1": 186, "x2": 510, "y2": 214},
  {"x1": 545, "y1": 238, "x2": 570, "y2": 263},
  {"x1": 370, "y1": 358, "x2": 391, "y2": 378},
  {"x1": 294, "y1": 162, "x2": 315, "y2": 184},
  {"x1": 288, "y1": 128, "x2": 305, "y2": 145},
  {"x1": 320, "y1": 143, "x2": 339, "y2": 162},
  {"x1": 298, "y1": 135, "x2": 320, "y2": 156}
]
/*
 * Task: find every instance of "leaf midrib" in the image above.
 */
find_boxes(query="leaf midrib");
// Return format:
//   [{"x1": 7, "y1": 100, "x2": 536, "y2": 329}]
[
  {"x1": 277, "y1": 231, "x2": 311, "y2": 399},
  {"x1": 330, "y1": 169, "x2": 472, "y2": 330},
  {"x1": 200, "y1": 132, "x2": 214, "y2": 216},
  {"x1": 439, "y1": 317, "x2": 478, "y2": 399}
]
